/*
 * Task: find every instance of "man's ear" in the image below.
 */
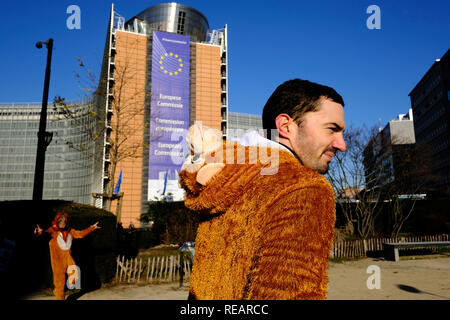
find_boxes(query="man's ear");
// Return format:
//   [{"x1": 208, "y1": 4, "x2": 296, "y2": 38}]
[{"x1": 275, "y1": 113, "x2": 294, "y2": 139}]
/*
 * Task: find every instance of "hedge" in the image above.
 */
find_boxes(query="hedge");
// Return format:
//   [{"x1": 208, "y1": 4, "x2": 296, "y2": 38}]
[{"x1": 140, "y1": 200, "x2": 199, "y2": 245}]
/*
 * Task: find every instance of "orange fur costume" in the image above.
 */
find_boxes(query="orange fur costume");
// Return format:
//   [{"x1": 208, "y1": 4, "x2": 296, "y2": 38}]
[
  {"x1": 39, "y1": 213, "x2": 96, "y2": 300},
  {"x1": 179, "y1": 127, "x2": 336, "y2": 300}
]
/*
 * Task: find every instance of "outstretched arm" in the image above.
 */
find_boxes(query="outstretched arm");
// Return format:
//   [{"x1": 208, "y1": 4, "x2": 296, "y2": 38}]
[
  {"x1": 71, "y1": 221, "x2": 101, "y2": 239},
  {"x1": 33, "y1": 224, "x2": 56, "y2": 239},
  {"x1": 244, "y1": 184, "x2": 336, "y2": 300}
]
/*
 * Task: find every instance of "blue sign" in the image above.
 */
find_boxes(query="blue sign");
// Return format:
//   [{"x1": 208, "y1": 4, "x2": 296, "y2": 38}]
[{"x1": 148, "y1": 31, "x2": 190, "y2": 201}]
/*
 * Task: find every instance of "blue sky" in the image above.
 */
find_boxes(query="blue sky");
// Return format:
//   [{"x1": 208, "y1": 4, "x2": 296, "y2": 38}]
[{"x1": 1, "y1": 0, "x2": 449, "y2": 129}]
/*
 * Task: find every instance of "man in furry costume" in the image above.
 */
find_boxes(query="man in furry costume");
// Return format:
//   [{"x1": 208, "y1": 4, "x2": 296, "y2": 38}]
[
  {"x1": 34, "y1": 212, "x2": 100, "y2": 300},
  {"x1": 179, "y1": 79, "x2": 346, "y2": 300}
]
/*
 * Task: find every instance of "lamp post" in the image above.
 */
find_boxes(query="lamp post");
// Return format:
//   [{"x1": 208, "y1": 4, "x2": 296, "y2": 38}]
[{"x1": 33, "y1": 38, "x2": 54, "y2": 201}]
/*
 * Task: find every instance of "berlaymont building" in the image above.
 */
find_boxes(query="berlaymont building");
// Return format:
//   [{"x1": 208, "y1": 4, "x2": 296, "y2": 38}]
[{"x1": 0, "y1": 3, "x2": 263, "y2": 227}]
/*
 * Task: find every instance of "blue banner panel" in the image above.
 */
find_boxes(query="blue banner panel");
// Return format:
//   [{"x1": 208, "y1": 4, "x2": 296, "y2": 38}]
[{"x1": 148, "y1": 31, "x2": 190, "y2": 201}]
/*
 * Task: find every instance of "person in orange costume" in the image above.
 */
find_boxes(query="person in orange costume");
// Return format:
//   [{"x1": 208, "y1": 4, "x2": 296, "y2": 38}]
[
  {"x1": 179, "y1": 79, "x2": 347, "y2": 299},
  {"x1": 34, "y1": 212, "x2": 100, "y2": 300}
]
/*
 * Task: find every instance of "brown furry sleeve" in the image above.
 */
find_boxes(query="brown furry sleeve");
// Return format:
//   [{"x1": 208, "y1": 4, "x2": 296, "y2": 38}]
[
  {"x1": 245, "y1": 183, "x2": 336, "y2": 300},
  {"x1": 70, "y1": 226, "x2": 95, "y2": 239},
  {"x1": 45, "y1": 227, "x2": 56, "y2": 236}
]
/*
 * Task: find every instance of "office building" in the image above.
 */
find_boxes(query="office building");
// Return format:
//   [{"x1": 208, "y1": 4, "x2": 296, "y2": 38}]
[
  {"x1": 0, "y1": 3, "x2": 228, "y2": 227},
  {"x1": 363, "y1": 109, "x2": 417, "y2": 192},
  {"x1": 93, "y1": 3, "x2": 228, "y2": 226},
  {"x1": 409, "y1": 49, "x2": 450, "y2": 195},
  {"x1": 227, "y1": 112, "x2": 263, "y2": 140},
  {"x1": 0, "y1": 101, "x2": 96, "y2": 203}
]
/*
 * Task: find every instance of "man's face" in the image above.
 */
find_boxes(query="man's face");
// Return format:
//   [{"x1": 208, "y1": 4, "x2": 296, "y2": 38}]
[{"x1": 290, "y1": 98, "x2": 346, "y2": 174}]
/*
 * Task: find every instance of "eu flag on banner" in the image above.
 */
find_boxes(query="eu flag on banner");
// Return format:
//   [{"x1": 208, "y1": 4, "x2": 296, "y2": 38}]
[{"x1": 114, "y1": 169, "x2": 122, "y2": 194}]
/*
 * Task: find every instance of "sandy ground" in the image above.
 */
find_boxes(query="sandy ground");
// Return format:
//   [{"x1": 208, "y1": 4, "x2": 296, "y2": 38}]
[
  {"x1": 23, "y1": 254, "x2": 450, "y2": 300},
  {"x1": 327, "y1": 254, "x2": 450, "y2": 300}
]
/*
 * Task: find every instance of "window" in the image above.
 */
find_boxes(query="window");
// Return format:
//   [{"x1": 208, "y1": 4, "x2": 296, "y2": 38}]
[{"x1": 177, "y1": 11, "x2": 186, "y2": 35}]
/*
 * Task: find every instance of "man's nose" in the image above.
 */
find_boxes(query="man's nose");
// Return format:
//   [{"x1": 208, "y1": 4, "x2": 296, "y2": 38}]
[{"x1": 333, "y1": 134, "x2": 346, "y2": 152}]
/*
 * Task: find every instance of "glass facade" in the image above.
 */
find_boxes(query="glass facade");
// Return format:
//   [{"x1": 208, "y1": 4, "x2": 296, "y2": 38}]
[
  {"x1": 0, "y1": 102, "x2": 97, "y2": 203},
  {"x1": 227, "y1": 112, "x2": 263, "y2": 140}
]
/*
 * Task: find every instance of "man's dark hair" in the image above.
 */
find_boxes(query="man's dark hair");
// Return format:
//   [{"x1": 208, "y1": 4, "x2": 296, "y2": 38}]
[{"x1": 262, "y1": 79, "x2": 344, "y2": 137}]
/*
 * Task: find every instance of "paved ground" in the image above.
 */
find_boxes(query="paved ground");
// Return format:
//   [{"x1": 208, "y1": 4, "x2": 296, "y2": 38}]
[{"x1": 23, "y1": 254, "x2": 450, "y2": 300}]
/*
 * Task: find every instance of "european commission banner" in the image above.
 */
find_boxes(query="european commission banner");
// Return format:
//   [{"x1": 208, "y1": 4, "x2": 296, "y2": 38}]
[{"x1": 148, "y1": 31, "x2": 190, "y2": 201}]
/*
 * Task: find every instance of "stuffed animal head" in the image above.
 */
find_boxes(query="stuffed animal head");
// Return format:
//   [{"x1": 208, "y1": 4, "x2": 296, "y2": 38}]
[{"x1": 181, "y1": 123, "x2": 225, "y2": 185}]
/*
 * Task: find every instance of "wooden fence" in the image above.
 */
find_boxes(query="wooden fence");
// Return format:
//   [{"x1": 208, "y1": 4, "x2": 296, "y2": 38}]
[
  {"x1": 115, "y1": 254, "x2": 192, "y2": 284},
  {"x1": 330, "y1": 233, "x2": 450, "y2": 259},
  {"x1": 114, "y1": 234, "x2": 449, "y2": 283}
]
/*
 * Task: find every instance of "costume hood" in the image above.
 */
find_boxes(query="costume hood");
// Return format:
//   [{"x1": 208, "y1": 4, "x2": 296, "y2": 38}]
[
  {"x1": 50, "y1": 212, "x2": 71, "y2": 241},
  {"x1": 51, "y1": 212, "x2": 69, "y2": 228}
]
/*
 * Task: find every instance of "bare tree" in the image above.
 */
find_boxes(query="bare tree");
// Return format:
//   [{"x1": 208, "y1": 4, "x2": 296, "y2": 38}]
[
  {"x1": 53, "y1": 54, "x2": 150, "y2": 213},
  {"x1": 327, "y1": 125, "x2": 384, "y2": 239},
  {"x1": 381, "y1": 140, "x2": 438, "y2": 237},
  {"x1": 52, "y1": 58, "x2": 102, "y2": 153},
  {"x1": 102, "y1": 60, "x2": 150, "y2": 211},
  {"x1": 327, "y1": 121, "x2": 440, "y2": 239}
]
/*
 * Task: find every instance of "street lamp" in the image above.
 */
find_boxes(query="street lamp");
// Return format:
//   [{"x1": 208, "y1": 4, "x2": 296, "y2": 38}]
[{"x1": 33, "y1": 38, "x2": 54, "y2": 201}]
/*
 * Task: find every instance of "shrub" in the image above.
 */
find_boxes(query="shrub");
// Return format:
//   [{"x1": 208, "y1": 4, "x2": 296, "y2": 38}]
[{"x1": 140, "y1": 201, "x2": 199, "y2": 245}]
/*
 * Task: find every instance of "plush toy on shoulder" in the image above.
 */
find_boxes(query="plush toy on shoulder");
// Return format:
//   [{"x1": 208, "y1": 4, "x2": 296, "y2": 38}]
[{"x1": 181, "y1": 123, "x2": 225, "y2": 185}]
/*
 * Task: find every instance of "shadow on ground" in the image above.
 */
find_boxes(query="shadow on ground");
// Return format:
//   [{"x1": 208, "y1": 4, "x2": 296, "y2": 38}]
[{"x1": 396, "y1": 284, "x2": 450, "y2": 299}]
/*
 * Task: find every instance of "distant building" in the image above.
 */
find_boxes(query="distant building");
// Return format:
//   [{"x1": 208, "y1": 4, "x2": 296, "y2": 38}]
[
  {"x1": 227, "y1": 112, "x2": 262, "y2": 140},
  {"x1": 409, "y1": 49, "x2": 450, "y2": 195},
  {"x1": 363, "y1": 109, "x2": 417, "y2": 192},
  {"x1": 93, "y1": 3, "x2": 228, "y2": 226},
  {"x1": 0, "y1": 3, "x2": 229, "y2": 228},
  {"x1": 0, "y1": 101, "x2": 96, "y2": 203}
]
